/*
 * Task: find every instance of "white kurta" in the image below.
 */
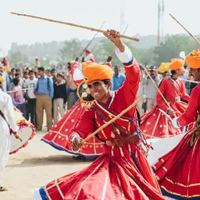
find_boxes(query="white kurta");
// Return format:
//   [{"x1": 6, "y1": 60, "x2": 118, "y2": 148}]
[{"x1": 0, "y1": 89, "x2": 18, "y2": 186}]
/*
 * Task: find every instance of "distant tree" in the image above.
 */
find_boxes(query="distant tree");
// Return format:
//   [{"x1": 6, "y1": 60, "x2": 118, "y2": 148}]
[
  {"x1": 59, "y1": 38, "x2": 83, "y2": 62},
  {"x1": 7, "y1": 51, "x2": 28, "y2": 68}
]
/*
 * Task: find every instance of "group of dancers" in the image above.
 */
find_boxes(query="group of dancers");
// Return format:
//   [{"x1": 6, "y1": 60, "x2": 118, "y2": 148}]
[
  {"x1": 32, "y1": 30, "x2": 200, "y2": 200},
  {"x1": 1, "y1": 29, "x2": 200, "y2": 200}
]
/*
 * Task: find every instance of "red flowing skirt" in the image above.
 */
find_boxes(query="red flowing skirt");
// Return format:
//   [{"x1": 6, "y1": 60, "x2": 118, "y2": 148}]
[
  {"x1": 154, "y1": 128, "x2": 200, "y2": 199},
  {"x1": 42, "y1": 102, "x2": 104, "y2": 156},
  {"x1": 34, "y1": 144, "x2": 167, "y2": 200},
  {"x1": 140, "y1": 102, "x2": 194, "y2": 139}
]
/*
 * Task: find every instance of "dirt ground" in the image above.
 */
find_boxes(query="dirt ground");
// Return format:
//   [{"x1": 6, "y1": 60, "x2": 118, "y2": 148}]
[{"x1": 0, "y1": 131, "x2": 92, "y2": 200}]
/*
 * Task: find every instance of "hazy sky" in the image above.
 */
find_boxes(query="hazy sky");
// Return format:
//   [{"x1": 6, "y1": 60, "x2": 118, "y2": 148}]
[{"x1": 1, "y1": 0, "x2": 200, "y2": 53}]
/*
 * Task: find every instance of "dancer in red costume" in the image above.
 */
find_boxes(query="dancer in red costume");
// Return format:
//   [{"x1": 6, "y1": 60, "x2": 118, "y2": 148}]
[
  {"x1": 42, "y1": 62, "x2": 105, "y2": 160},
  {"x1": 32, "y1": 30, "x2": 166, "y2": 200},
  {"x1": 141, "y1": 59, "x2": 194, "y2": 139},
  {"x1": 153, "y1": 50, "x2": 200, "y2": 199}
]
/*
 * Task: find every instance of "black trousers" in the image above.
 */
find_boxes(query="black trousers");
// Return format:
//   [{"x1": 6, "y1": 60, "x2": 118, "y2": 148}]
[{"x1": 26, "y1": 99, "x2": 37, "y2": 126}]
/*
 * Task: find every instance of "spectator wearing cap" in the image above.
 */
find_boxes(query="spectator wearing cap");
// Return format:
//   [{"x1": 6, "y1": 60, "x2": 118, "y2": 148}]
[
  {"x1": 10, "y1": 78, "x2": 26, "y2": 117},
  {"x1": 53, "y1": 73, "x2": 67, "y2": 124},
  {"x1": 36, "y1": 67, "x2": 54, "y2": 131}
]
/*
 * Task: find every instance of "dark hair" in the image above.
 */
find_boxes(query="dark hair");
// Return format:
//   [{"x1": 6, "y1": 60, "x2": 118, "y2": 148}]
[
  {"x1": 15, "y1": 73, "x2": 20, "y2": 77},
  {"x1": 13, "y1": 78, "x2": 20, "y2": 86},
  {"x1": 11, "y1": 68, "x2": 16, "y2": 72},
  {"x1": 29, "y1": 70, "x2": 34, "y2": 75},
  {"x1": 171, "y1": 70, "x2": 176, "y2": 75},
  {"x1": 51, "y1": 69, "x2": 56, "y2": 73},
  {"x1": 102, "y1": 79, "x2": 111, "y2": 85},
  {"x1": 38, "y1": 67, "x2": 45, "y2": 71}
]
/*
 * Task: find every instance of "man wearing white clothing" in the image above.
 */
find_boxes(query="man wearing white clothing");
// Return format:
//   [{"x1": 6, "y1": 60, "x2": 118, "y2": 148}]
[
  {"x1": 0, "y1": 75, "x2": 19, "y2": 191},
  {"x1": 24, "y1": 70, "x2": 38, "y2": 126}
]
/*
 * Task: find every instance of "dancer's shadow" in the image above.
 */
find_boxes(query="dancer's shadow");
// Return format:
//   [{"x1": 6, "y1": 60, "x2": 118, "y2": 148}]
[{"x1": 7, "y1": 155, "x2": 95, "y2": 168}]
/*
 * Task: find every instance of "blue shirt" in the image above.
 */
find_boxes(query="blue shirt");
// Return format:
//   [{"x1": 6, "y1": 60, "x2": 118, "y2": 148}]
[
  {"x1": 37, "y1": 75, "x2": 54, "y2": 99},
  {"x1": 112, "y1": 73, "x2": 126, "y2": 91}
]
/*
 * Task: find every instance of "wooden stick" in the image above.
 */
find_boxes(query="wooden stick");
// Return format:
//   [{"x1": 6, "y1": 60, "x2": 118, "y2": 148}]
[
  {"x1": 109, "y1": 24, "x2": 129, "y2": 57},
  {"x1": 170, "y1": 14, "x2": 200, "y2": 46},
  {"x1": 79, "y1": 21, "x2": 106, "y2": 57},
  {"x1": 7, "y1": 88, "x2": 34, "y2": 94},
  {"x1": 11, "y1": 12, "x2": 139, "y2": 42},
  {"x1": 179, "y1": 78, "x2": 199, "y2": 84},
  {"x1": 81, "y1": 96, "x2": 144, "y2": 144},
  {"x1": 143, "y1": 66, "x2": 172, "y2": 110}
]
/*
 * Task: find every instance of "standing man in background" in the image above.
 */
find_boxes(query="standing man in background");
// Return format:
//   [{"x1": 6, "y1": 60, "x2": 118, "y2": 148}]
[
  {"x1": 111, "y1": 66, "x2": 125, "y2": 91},
  {"x1": 36, "y1": 67, "x2": 54, "y2": 131},
  {"x1": 24, "y1": 70, "x2": 38, "y2": 126},
  {"x1": 53, "y1": 73, "x2": 67, "y2": 124},
  {"x1": 143, "y1": 66, "x2": 162, "y2": 112}
]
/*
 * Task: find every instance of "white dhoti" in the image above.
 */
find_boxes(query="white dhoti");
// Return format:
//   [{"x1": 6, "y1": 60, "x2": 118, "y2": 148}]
[
  {"x1": 0, "y1": 90, "x2": 19, "y2": 186},
  {"x1": 0, "y1": 119, "x2": 11, "y2": 185}
]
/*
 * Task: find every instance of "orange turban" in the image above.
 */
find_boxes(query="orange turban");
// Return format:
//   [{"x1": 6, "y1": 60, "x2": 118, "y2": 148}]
[
  {"x1": 169, "y1": 59, "x2": 184, "y2": 70},
  {"x1": 185, "y1": 50, "x2": 200, "y2": 69},
  {"x1": 82, "y1": 62, "x2": 113, "y2": 85}
]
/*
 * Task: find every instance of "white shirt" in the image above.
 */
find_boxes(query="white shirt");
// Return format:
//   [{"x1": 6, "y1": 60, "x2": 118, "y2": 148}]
[
  {"x1": 0, "y1": 89, "x2": 18, "y2": 132},
  {"x1": 24, "y1": 78, "x2": 38, "y2": 99}
]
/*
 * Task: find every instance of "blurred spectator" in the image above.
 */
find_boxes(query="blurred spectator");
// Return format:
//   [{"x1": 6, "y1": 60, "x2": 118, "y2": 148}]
[
  {"x1": 45, "y1": 69, "x2": 52, "y2": 77},
  {"x1": 9, "y1": 68, "x2": 16, "y2": 83},
  {"x1": 51, "y1": 69, "x2": 57, "y2": 82},
  {"x1": 53, "y1": 74, "x2": 67, "y2": 124},
  {"x1": 36, "y1": 67, "x2": 54, "y2": 131},
  {"x1": 143, "y1": 66, "x2": 162, "y2": 112},
  {"x1": 111, "y1": 66, "x2": 125, "y2": 91},
  {"x1": 24, "y1": 70, "x2": 38, "y2": 126},
  {"x1": 10, "y1": 78, "x2": 26, "y2": 117},
  {"x1": 0, "y1": 63, "x2": 9, "y2": 91},
  {"x1": 66, "y1": 69, "x2": 77, "y2": 110}
]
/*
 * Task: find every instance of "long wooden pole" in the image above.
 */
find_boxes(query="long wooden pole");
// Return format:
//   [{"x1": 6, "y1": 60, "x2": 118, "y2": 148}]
[
  {"x1": 170, "y1": 14, "x2": 200, "y2": 46},
  {"x1": 7, "y1": 88, "x2": 33, "y2": 94},
  {"x1": 180, "y1": 78, "x2": 199, "y2": 84},
  {"x1": 79, "y1": 21, "x2": 106, "y2": 57},
  {"x1": 11, "y1": 12, "x2": 139, "y2": 42},
  {"x1": 109, "y1": 24, "x2": 129, "y2": 57},
  {"x1": 81, "y1": 96, "x2": 144, "y2": 144}
]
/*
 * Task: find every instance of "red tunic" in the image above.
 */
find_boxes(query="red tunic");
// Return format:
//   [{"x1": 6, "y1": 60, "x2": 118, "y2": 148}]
[
  {"x1": 154, "y1": 83, "x2": 200, "y2": 199},
  {"x1": 34, "y1": 57, "x2": 166, "y2": 200},
  {"x1": 140, "y1": 77, "x2": 194, "y2": 138}
]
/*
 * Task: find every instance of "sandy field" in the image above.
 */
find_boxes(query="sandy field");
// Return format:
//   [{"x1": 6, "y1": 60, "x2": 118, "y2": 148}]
[{"x1": 0, "y1": 131, "x2": 93, "y2": 200}]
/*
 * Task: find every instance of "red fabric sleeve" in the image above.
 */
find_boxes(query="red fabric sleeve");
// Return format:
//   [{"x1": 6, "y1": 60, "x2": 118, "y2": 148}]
[
  {"x1": 69, "y1": 108, "x2": 96, "y2": 140},
  {"x1": 156, "y1": 79, "x2": 168, "y2": 112},
  {"x1": 178, "y1": 86, "x2": 200, "y2": 126},
  {"x1": 116, "y1": 59, "x2": 141, "y2": 116}
]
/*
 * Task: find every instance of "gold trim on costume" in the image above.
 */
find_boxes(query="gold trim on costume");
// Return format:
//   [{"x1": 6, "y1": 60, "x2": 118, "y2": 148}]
[
  {"x1": 55, "y1": 179, "x2": 64, "y2": 199},
  {"x1": 74, "y1": 158, "x2": 106, "y2": 200},
  {"x1": 150, "y1": 111, "x2": 161, "y2": 139},
  {"x1": 161, "y1": 185, "x2": 200, "y2": 198},
  {"x1": 95, "y1": 101, "x2": 129, "y2": 122},
  {"x1": 165, "y1": 177, "x2": 200, "y2": 187},
  {"x1": 113, "y1": 165, "x2": 125, "y2": 200}
]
